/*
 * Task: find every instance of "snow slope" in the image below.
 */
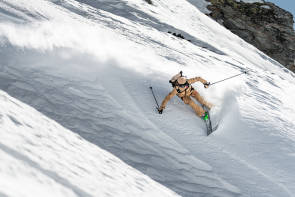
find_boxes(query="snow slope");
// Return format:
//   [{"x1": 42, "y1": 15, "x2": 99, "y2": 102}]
[
  {"x1": 0, "y1": 90, "x2": 180, "y2": 197},
  {"x1": 0, "y1": 0, "x2": 295, "y2": 197}
]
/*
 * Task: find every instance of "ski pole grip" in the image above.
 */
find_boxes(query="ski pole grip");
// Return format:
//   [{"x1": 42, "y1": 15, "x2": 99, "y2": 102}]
[{"x1": 204, "y1": 82, "x2": 210, "y2": 88}]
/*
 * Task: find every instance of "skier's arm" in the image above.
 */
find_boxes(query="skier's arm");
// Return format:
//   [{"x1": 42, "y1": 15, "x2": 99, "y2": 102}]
[
  {"x1": 159, "y1": 89, "x2": 177, "y2": 111},
  {"x1": 188, "y1": 77, "x2": 210, "y2": 88},
  {"x1": 188, "y1": 77, "x2": 207, "y2": 84}
]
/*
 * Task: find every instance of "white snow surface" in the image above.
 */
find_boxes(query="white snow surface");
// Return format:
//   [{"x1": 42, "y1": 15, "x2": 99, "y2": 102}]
[
  {"x1": 0, "y1": 90, "x2": 180, "y2": 197},
  {"x1": 0, "y1": 0, "x2": 295, "y2": 197}
]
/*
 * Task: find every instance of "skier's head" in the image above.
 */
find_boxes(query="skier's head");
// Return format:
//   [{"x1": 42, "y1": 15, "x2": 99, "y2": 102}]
[
  {"x1": 177, "y1": 77, "x2": 186, "y2": 85},
  {"x1": 177, "y1": 77, "x2": 189, "y2": 88}
]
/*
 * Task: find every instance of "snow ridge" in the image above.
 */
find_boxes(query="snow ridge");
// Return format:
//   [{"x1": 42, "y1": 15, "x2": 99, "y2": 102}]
[{"x1": 0, "y1": 90, "x2": 180, "y2": 197}]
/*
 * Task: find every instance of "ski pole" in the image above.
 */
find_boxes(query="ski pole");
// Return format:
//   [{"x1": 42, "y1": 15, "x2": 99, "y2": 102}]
[
  {"x1": 149, "y1": 86, "x2": 160, "y2": 110},
  {"x1": 209, "y1": 70, "x2": 248, "y2": 86}
]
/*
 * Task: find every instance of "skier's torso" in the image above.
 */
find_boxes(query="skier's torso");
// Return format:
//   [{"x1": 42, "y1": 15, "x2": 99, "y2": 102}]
[
  {"x1": 158, "y1": 75, "x2": 208, "y2": 112},
  {"x1": 175, "y1": 85, "x2": 194, "y2": 98}
]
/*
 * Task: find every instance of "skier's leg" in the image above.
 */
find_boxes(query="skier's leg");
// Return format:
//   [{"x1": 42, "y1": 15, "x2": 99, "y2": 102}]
[
  {"x1": 182, "y1": 96, "x2": 205, "y2": 117},
  {"x1": 191, "y1": 90, "x2": 212, "y2": 110}
]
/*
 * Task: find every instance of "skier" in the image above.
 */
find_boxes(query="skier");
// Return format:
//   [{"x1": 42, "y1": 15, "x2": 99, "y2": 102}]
[{"x1": 158, "y1": 72, "x2": 212, "y2": 120}]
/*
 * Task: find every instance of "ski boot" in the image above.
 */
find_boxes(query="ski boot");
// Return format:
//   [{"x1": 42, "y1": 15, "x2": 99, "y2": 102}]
[{"x1": 202, "y1": 111, "x2": 209, "y2": 121}]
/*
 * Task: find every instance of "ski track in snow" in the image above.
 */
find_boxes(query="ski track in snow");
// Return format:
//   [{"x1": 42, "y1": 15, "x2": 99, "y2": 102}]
[{"x1": 1, "y1": 0, "x2": 295, "y2": 197}]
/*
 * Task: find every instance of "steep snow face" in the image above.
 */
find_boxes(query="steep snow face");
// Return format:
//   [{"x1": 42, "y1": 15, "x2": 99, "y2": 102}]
[
  {"x1": 0, "y1": 90, "x2": 180, "y2": 197},
  {"x1": 0, "y1": 0, "x2": 295, "y2": 197}
]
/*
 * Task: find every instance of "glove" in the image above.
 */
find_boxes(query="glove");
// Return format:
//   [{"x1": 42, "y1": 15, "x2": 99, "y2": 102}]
[
  {"x1": 204, "y1": 82, "x2": 210, "y2": 88},
  {"x1": 158, "y1": 108, "x2": 163, "y2": 114}
]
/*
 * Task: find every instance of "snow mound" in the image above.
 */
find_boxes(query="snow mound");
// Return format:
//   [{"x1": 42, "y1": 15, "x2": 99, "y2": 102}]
[{"x1": 0, "y1": 89, "x2": 180, "y2": 197}]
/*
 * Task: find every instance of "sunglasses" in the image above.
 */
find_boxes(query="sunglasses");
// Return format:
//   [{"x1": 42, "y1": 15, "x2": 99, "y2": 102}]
[{"x1": 178, "y1": 82, "x2": 189, "y2": 88}]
